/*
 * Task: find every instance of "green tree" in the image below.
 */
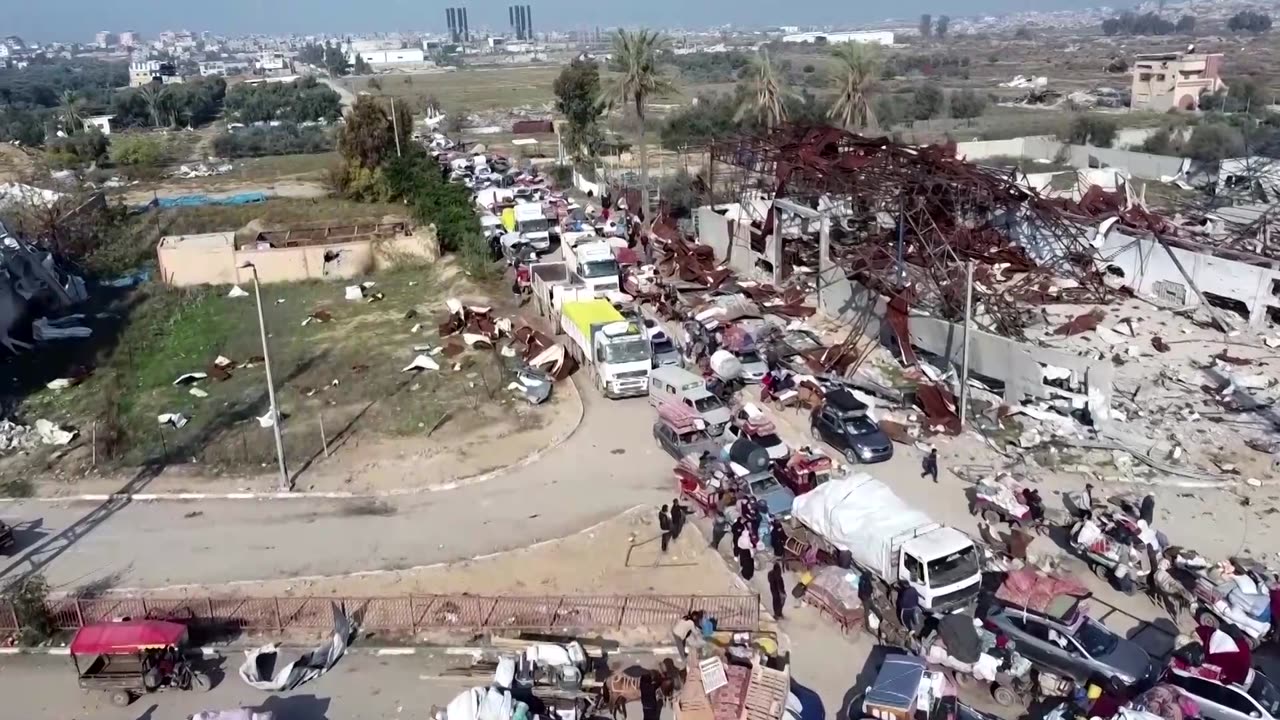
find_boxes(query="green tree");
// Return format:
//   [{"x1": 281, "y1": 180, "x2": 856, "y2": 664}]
[
  {"x1": 949, "y1": 88, "x2": 988, "y2": 119},
  {"x1": 601, "y1": 29, "x2": 677, "y2": 219},
  {"x1": 1186, "y1": 123, "x2": 1245, "y2": 161},
  {"x1": 736, "y1": 49, "x2": 793, "y2": 130},
  {"x1": 0, "y1": 107, "x2": 45, "y2": 145},
  {"x1": 829, "y1": 43, "x2": 882, "y2": 131},
  {"x1": 324, "y1": 42, "x2": 351, "y2": 77},
  {"x1": 353, "y1": 53, "x2": 373, "y2": 75},
  {"x1": 47, "y1": 127, "x2": 108, "y2": 167},
  {"x1": 553, "y1": 58, "x2": 604, "y2": 163},
  {"x1": 109, "y1": 134, "x2": 167, "y2": 170},
  {"x1": 1062, "y1": 114, "x2": 1118, "y2": 147},
  {"x1": 910, "y1": 82, "x2": 945, "y2": 120},
  {"x1": 336, "y1": 95, "x2": 412, "y2": 199},
  {"x1": 137, "y1": 83, "x2": 166, "y2": 128}
]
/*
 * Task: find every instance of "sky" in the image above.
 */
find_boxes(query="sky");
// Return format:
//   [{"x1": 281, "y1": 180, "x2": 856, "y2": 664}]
[{"x1": 8, "y1": 0, "x2": 1100, "y2": 42}]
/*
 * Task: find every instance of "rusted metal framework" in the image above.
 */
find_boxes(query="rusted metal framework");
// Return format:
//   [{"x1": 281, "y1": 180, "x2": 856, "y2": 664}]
[{"x1": 709, "y1": 125, "x2": 1114, "y2": 337}]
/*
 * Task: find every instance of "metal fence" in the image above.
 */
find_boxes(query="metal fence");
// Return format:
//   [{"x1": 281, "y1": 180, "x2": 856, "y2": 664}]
[{"x1": 0, "y1": 594, "x2": 760, "y2": 634}]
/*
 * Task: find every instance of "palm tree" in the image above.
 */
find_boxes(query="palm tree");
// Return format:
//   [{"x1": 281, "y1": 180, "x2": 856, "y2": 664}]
[
  {"x1": 138, "y1": 84, "x2": 165, "y2": 128},
  {"x1": 736, "y1": 49, "x2": 793, "y2": 130},
  {"x1": 600, "y1": 29, "x2": 676, "y2": 221},
  {"x1": 57, "y1": 90, "x2": 85, "y2": 134},
  {"x1": 828, "y1": 43, "x2": 882, "y2": 132}
]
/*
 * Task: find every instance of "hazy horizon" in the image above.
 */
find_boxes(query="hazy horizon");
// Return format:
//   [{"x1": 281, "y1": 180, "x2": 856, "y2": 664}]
[{"x1": 9, "y1": 0, "x2": 1096, "y2": 43}]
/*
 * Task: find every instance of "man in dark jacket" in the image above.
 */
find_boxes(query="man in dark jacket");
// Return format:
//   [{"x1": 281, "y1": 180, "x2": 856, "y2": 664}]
[
  {"x1": 639, "y1": 671, "x2": 661, "y2": 720},
  {"x1": 921, "y1": 449, "x2": 939, "y2": 483},
  {"x1": 658, "y1": 505, "x2": 672, "y2": 553},
  {"x1": 670, "y1": 498, "x2": 686, "y2": 540}
]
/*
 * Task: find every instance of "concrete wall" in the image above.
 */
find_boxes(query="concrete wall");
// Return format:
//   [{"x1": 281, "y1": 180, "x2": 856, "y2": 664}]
[
  {"x1": 955, "y1": 136, "x2": 1061, "y2": 162},
  {"x1": 954, "y1": 135, "x2": 1186, "y2": 181},
  {"x1": 1101, "y1": 230, "x2": 1280, "y2": 329},
  {"x1": 817, "y1": 262, "x2": 1115, "y2": 409},
  {"x1": 159, "y1": 231, "x2": 439, "y2": 288},
  {"x1": 1063, "y1": 145, "x2": 1185, "y2": 179}
]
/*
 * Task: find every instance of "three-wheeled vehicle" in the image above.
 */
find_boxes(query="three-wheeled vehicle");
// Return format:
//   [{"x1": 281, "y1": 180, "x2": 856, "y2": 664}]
[
  {"x1": 0, "y1": 518, "x2": 14, "y2": 553},
  {"x1": 778, "y1": 449, "x2": 833, "y2": 495},
  {"x1": 70, "y1": 620, "x2": 211, "y2": 706}
]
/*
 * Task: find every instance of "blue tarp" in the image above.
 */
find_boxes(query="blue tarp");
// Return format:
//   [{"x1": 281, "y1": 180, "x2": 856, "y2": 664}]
[
  {"x1": 864, "y1": 655, "x2": 926, "y2": 713},
  {"x1": 136, "y1": 191, "x2": 269, "y2": 213}
]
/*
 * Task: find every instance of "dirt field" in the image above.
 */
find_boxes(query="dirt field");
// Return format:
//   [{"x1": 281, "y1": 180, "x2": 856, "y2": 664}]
[{"x1": 340, "y1": 66, "x2": 563, "y2": 112}]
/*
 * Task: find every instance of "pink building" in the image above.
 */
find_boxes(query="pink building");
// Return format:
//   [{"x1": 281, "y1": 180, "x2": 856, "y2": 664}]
[{"x1": 1130, "y1": 51, "x2": 1226, "y2": 112}]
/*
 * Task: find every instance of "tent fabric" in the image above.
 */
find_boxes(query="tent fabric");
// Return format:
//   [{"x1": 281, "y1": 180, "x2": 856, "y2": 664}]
[
  {"x1": 937, "y1": 614, "x2": 981, "y2": 664},
  {"x1": 70, "y1": 620, "x2": 188, "y2": 655},
  {"x1": 1194, "y1": 625, "x2": 1251, "y2": 685},
  {"x1": 791, "y1": 474, "x2": 936, "y2": 580}
]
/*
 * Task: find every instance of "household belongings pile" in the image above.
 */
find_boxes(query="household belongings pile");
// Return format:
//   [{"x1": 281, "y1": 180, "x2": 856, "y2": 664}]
[{"x1": 436, "y1": 642, "x2": 590, "y2": 720}]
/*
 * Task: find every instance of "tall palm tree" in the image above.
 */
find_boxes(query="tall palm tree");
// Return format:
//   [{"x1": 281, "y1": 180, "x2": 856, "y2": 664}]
[
  {"x1": 828, "y1": 43, "x2": 882, "y2": 132},
  {"x1": 736, "y1": 49, "x2": 793, "y2": 130},
  {"x1": 138, "y1": 84, "x2": 165, "y2": 128},
  {"x1": 57, "y1": 90, "x2": 85, "y2": 134},
  {"x1": 600, "y1": 29, "x2": 676, "y2": 221}
]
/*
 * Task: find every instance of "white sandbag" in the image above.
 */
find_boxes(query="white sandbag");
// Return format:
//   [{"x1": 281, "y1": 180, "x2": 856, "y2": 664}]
[
  {"x1": 525, "y1": 643, "x2": 572, "y2": 667},
  {"x1": 478, "y1": 687, "x2": 514, "y2": 720},
  {"x1": 447, "y1": 687, "x2": 486, "y2": 720},
  {"x1": 709, "y1": 349, "x2": 742, "y2": 381},
  {"x1": 493, "y1": 655, "x2": 516, "y2": 689}
]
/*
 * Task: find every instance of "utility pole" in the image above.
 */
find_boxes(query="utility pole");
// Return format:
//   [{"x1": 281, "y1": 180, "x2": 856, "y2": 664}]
[
  {"x1": 390, "y1": 97, "x2": 402, "y2": 158},
  {"x1": 241, "y1": 263, "x2": 290, "y2": 491},
  {"x1": 896, "y1": 196, "x2": 906, "y2": 287},
  {"x1": 959, "y1": 261, "x2": 974, "y2": 431}
]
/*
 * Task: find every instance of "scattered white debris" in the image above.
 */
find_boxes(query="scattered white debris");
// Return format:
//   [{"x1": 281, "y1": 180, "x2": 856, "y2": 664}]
[
  {"x1": 173, "y1": 372, "x2": 208, "y2": 386},
  {"x1": 45, "y1": 378, "x2": 75, "y2": 390},
  {"x1": 227, "y1": 286, "x2": 249, "y2": 298},
  {"x1": 402, "y1": 354, "x2": 441, "y2": 372},
  {"x1": 34, "y1": 419, "x2": 75, "y2": 446},
  {"x1": 257, "y1": 410, "x2": 277, "y2": 428},
  {"x1": 189, "y1": 387, "x2": 210, "y2": 398},
  {"x1": 344, "y1": 285, "x2": 364, "y2": 301},
  {"x1": 157, "y1": 413, "x2": 189, "y2": 429}
]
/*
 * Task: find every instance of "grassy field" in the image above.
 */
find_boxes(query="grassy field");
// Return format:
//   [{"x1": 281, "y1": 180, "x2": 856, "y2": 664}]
[
  {"x1": 154, "y1": 197, "x2": 410, "y2": 236},
  {"x1": 18, "y1": 263, "x2": 524, "y2": 474},
  {"x1": 340, "y1": 66, "x2": 563, "y2": 112}
]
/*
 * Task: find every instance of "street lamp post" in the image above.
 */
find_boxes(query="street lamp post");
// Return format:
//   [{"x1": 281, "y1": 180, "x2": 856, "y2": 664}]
[{"x1": 240, "y1": 263, "x2": 290, "y2": 491}]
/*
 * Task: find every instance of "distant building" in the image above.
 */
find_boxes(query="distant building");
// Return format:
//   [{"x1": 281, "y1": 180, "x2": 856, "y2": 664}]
[
  {"x1": 351, "y1": 48, "x2": 427, "y2": 65},
  {"x1": 129, "y1": 60, "x2": 183, "y2": 87},
  {"x1": 256, "y1": 51, "x2": 290, "y2": 73},
  {"x1": 781, "y1": 30, "x2": 894, "y2": 45},
  {"x1": 118, "y1": 31, "x2": 139, "y2": 48},
  {"x1": 1130, "y1": 51, "x2": 1226, "y2": 112},
  {"x1": 198, "y1": 61, "x2": 227, "y2": 77},
  {"x1": 94, "y1": 31, "x2": 113, "y2": 48},
  {"x1": 85, "y1": 114, "x2": 114, "y2": 135}
]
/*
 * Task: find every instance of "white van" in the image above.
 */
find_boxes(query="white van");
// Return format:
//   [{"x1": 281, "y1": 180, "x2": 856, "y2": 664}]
[{"x1": 648, "y1": 366, "x2": 730, "y2": 436}]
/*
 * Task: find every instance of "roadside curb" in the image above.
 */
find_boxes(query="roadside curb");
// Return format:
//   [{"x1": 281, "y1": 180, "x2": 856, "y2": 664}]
[
  {"x1": 0, "y1": 377, "x2": 587, "y2": 505},
  {"x1": 0, "y1": 643, "x2": 678, "y2": 659}
]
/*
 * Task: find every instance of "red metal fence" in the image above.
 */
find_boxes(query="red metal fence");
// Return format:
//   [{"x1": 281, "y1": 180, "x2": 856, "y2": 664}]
[{"x1": 0, "y1": 594, "x2": 760, "y2": 634}]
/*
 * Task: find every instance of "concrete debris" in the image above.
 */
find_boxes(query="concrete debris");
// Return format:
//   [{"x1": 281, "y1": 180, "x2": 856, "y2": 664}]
[
  {"x1": 189, "y1": 387, "x2": 209, "y2": 398},
  {"x1": 157, "y1": 413, "x2": 189, "y2": 429},
  {"x1": 344, "y1": 285, "x2": 364, "y2": 301},
  {"x1": 1152, "y1": 336, "x2": 1171, "y2": 353}
]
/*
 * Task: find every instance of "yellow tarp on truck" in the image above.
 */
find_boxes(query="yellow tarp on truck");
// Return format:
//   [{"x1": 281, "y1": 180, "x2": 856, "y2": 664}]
[{"x1": 561, "y1": 299, "x2": 624, "y2": 340}]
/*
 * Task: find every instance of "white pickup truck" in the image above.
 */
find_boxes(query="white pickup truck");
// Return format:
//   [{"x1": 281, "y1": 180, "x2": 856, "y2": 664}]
[
  {"x1": 514, "y1": 202, "x2": 554, "y2": 252},
  {"x1": 792, "y1": 473, "x2": 982, "y2": 613}
]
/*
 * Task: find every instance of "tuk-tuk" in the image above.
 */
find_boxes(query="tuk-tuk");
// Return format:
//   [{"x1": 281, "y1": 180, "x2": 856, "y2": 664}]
[
  {"x1": 778, "y1": 449, "x2": 833, "y2": 495},
  {"x1": 70, "y1": 620, "x2": 210, "y2": 706}
]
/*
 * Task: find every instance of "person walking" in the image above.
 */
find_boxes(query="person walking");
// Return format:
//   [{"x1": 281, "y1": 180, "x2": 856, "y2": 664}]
[
  {"x1": 921, "y1": 448, "x2": 939, "y2": 483},
  {"x1": 670, "y1": 498, "x2": 686, "y2": 540},
  {"x1": 895, "y1": 580, "x2": 923, "y2": 636},
  {"x1": 710, "y1": 511, "x2": 729, "y2": 550},
  {"x1": 658, "y1": 505, "x2": 672, "y2": 553},
  {"x1": 768, "y1": 561, "x2": 787, "y2": 620},
  {"x1": 770, "y1": 517, "x2": 788, "y2": 559},
  {"x1": 671, "y1": 613, "x2": 699, "y2": 663},
  {"x1": 737, "y1": 529, "x2": 756, "y2": 580}
]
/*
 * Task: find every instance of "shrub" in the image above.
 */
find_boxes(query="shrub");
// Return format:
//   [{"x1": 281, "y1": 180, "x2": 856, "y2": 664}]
[
  {"x1": 109, "y1": 134, "x2": 168, "y2": 175},
  {"x1": 9, "y1": 575, "x2": 54, "y2": 646},
  {"x1": 949, "y1": 89, "x2": 988, "y2": 119},
  {"x1": 46, "y1": 129, "x2": 109, "y2": 168},
  {"x1": 211, "y1": 124, "x2": 336, "y2": 158}
]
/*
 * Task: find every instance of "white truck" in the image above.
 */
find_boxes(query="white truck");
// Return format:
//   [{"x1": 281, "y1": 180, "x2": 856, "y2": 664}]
[
  {"x1": 530, "y1": 262, "x2": 595, "y2": 320},
  {"x1": 792, "y1": 473, "x2": 982, "y2": 613},
  {"x1": 514, "y1": 202, "x2": 554, "y2": 253},
  {"x1": 564, "y1": 238, "x2": 621, "y2": 296},
  {"x1": 560, "y1": 299, "x2": 651, "y2": 399}
]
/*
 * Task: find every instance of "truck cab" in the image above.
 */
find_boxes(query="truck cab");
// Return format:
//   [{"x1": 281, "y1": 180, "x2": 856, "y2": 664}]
[
  {"x1": 899, "y1": 527, "x2": 982, "y2": 612},
  {"x1": 567, "y1": 239, "x2": 621, "y2": 296},
  {"x1": 591, "y1": 321, "x2": 650, "y2": 398},
  {"x1": 515, "y1": 202, "x2": 553, "y2": 252}
]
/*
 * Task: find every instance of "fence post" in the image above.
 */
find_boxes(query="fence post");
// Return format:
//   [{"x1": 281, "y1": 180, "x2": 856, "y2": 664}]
[
  {"x1": 74, "y1": 598, "x2": 84, "y2": 628},
  {"x1": 206, "y1": 598, "x2": 214, "y2": 627},
  {"x1": 273, "y1": 597, "x2": 283, "y2": 632},
  {"x1": 618, "y1": 596, "x2": 629, "y2": 628},
  {"x1": 410, "y1": 596, "x2": 418, "y2": 635}
]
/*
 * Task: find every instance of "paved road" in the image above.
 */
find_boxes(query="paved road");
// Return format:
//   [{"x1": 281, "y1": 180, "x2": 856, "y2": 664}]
[
  {"x1": 318, "y1": 76, "x2": 357, "y2": 111},
  {"x1": 0, "y1": 388, "x2": 673, "y2": 590}
]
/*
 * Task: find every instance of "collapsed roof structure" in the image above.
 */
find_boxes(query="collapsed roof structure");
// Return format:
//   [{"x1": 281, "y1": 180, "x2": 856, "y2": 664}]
[{"x1": 705, "y1": 125, "x2": 1119, "y2": 340}]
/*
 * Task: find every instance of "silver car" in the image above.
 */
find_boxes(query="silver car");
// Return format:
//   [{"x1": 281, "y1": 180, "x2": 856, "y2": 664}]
[
  {"x1": 985, "y1": 606, "x2": 1156, "y2": 687},
  {"x1": 1165, "y1": 668, "x2": 1280, "y2": 720}
]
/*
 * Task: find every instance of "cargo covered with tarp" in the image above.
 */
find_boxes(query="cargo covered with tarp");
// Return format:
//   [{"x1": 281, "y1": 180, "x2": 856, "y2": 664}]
[{"x1": 995, "y1": 568, "x2": 1089, "y2": 617}]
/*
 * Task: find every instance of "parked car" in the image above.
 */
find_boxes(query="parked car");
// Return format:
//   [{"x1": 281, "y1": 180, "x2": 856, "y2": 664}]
[
  {"x1": 984, "y1": 605, "x2": 1156, "y2": 687},
  {"x1": 810, "y1": 388, "x2": 893, "y2": 464},
  {"x1": 1164, "y1": 667, "x2": 1280, "y2": 720},
  {"x1": 643, "y1": 319, "x2": 681, "y2": 368}
]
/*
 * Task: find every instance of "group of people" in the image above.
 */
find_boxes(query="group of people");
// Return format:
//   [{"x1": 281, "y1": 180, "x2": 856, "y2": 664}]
[{"x1": 657, "y1": 498, "x2": 689, "y2": 553}]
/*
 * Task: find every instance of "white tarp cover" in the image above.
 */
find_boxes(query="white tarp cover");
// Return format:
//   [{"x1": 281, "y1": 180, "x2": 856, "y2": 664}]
[
  {"x1": 790, "y1": 474, "x2": 938, "y2": 580},
  {"x1": 239, "y1": 603, "x2": 352, "y2": 691}
]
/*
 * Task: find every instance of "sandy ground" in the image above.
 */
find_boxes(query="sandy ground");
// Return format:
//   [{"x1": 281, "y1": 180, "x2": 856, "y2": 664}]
[
  {"x1": 105, "y1": 507, "x2": 741, "y2": 599},
  {"x1": 33, "y1": 379, "x2": 583, "y2": 497},
  {"x1": 119, "y1": 179, "x2": 329, "y2": 205}
]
